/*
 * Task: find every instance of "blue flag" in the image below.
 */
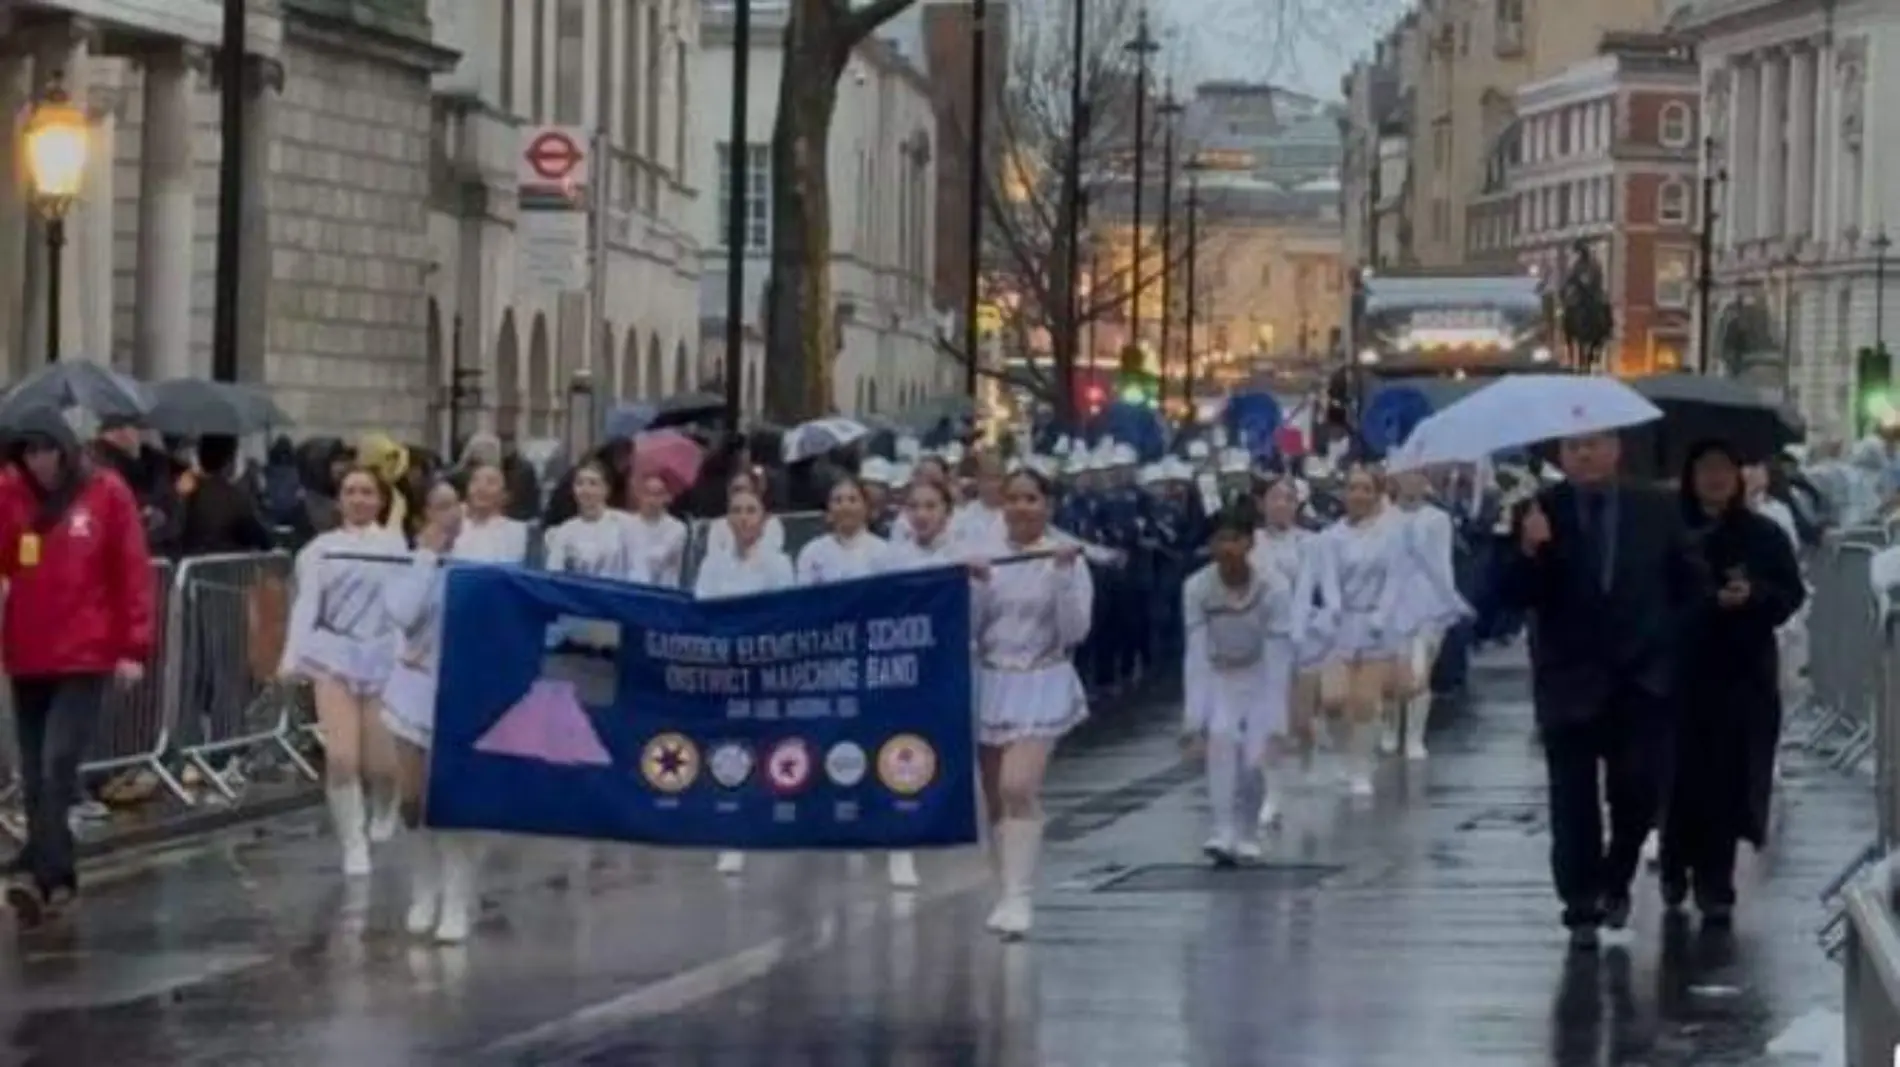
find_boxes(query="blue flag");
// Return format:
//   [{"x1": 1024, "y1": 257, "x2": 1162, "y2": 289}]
[{"x1": 426, "y1": 565, "x2": 979, "y2": 851}]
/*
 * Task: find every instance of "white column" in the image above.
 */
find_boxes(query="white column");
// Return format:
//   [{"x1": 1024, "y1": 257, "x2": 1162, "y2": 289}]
[
  {"x1": 77, "y1": 67, "x2": 117, "y2": 364},
  {"x1": 234, "y1": 57, "x2": 281, "y2": 384},
  {"x1": 0, "y1": 56, "x2": 31, "y2": 381},
  {"x1": 1757, "y1": 49, "x2": 1784, "y2": 241},
  {"x1": 133, "y1": 44, "x2": 198, "y2": 381},
  {"x1": 1813, "y1": 38, "x2": 1836, "y2": 242},
  {"x1": 1732, "y1": 56, "x2": 1761, "y2": 243},
  {"x1": 22, "y1": 21, "x2": 93, "y2": 366},
  {"x1": 1786, "y1": 44, "x2": 1816, "y2": 240}
]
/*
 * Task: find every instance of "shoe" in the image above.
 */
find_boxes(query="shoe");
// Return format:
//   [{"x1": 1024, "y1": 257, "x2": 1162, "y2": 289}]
[
  {"x1": 1568, "y1": 924, "x2": 1601, "y2": 951},
  {"x1": 715, "y1": 851, "x2": 745, "y2": 876},
  {"x1": 405, "y1": 835, "x2": 440, "y2": 937},
  {"x1": 327, "y1": 783, "x2": 373, "y2": 877},
  {"x1": 986, "y1": 818, "x2": 1042, "y2": 940},
  {"x1": 1378, "y1": 720, "x2": 1400, "y2": 756},
  {"x1": 886, "y1": 851, "x2": 920, "y2": 890},
  {"x1": 1234, "y1": 837, "x2": 1264, "y2": 862},
  {"x1": 1601, "y1": 894, "x2": 1631, "y2": 931},
  {"x1": 1700, "y1": 903, "x2": 1734, "y2": 929},
  {"x1": 342, "y1": 839, "x2": 373, "y2": 878},
  {"x1": 368, "y1": 799, "x2": 402, "y2": 844},
  {"x1": 1402, "y1": 695, "x2": 1430, "y2": 759},
  {"x1": 1256, "y1": 796, "x2": 1282, "y2": 830},
  {"x1": 1203, "y1": 835, "x2": 1238, "y2": 868},
  {"x1": 1640, "y1": 830, "x2": 1660, "y2": 871}
]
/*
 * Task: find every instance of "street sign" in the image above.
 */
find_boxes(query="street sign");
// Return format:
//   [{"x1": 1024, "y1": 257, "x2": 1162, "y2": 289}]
[{"x1": 517, "y1": 125, "x2": 590, "y2": 192}]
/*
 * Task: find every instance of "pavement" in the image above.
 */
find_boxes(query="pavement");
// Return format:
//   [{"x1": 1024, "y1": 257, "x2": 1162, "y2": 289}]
[{"x1": 0, "y1": 652, "x2": 1872, "y2": 1067}]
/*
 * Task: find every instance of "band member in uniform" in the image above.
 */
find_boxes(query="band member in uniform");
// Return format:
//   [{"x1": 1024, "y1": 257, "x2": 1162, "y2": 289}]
[{"x1": 1317, "y1": 465, "x2": 1402, "y2": 799}]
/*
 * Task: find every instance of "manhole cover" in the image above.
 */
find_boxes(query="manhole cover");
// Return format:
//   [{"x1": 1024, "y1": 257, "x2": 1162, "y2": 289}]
[{"x1": 1091, "y1": 862, "x2": 1346, "y2": 893}]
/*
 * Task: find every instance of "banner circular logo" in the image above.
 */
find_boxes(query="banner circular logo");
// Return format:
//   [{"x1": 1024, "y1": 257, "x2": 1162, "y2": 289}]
[
  {"x1": 876, "y1": 734, "x2": 938, "y2": 796},
  {"x1": 765, "y1": 738, "x2": 814, "y2": 794},
  {"x1": 708, "y1": 741, "x2": 755, "y2": 789},
  {"x1": 640, "y1": 732, "x2": 700, "y2": 794},
  {"x1": 825, "y1": 741, "x2": 868, "y2": 787}
]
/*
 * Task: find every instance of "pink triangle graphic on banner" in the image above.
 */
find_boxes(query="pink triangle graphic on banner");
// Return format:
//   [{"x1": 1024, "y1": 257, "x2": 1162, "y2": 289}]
[{"x1": 474, "y1": 679, "x2": 614, "y2": 767}]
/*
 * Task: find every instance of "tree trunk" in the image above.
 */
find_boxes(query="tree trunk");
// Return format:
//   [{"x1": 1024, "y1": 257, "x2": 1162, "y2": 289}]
[{"x1": 763, "y1": 1, "x2": 848, "y2": 424}]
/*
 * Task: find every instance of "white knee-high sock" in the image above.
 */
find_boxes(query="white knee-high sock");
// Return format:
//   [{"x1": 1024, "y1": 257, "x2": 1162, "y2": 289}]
[
  {"x1": 1237, "y1": 750, "x2": 1267, "y2": 827},
  {"x1": 1206, "y1": 735, "x2": 1241, "y2": 840}
]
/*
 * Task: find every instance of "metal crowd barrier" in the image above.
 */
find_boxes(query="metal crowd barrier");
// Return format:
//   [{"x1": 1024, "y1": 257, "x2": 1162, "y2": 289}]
[
  {"x1": 0, "y1": 550, "x2": 320, "y2": 845},
  {"x1": 1799, "y1": 527, "x2": 1890, "y2": 774}
]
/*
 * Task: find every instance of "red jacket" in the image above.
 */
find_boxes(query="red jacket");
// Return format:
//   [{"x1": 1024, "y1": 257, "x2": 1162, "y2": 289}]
[{"x1": 0, "y1": 465, "x2": 156, "y2": 677}]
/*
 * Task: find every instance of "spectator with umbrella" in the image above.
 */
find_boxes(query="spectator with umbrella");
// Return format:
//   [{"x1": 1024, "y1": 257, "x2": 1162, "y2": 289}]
[
  {"x1": 179, "y1": 435, "x2": 274, "y2": 557},
  {"x1": 0, "y1": 406, "x2": 156, "y2": 927},
  {"x1": 89, "y1": 414, "x2": 184, "y2": 558}
]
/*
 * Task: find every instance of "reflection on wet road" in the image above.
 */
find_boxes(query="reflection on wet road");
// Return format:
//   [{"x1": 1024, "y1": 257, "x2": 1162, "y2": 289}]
[{"x1": 0, "y1": 654, "x2": 1867, "y2": 1065}]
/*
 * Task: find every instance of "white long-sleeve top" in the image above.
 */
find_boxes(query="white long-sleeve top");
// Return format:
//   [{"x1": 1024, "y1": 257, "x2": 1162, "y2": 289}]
[
  {"x1": 280, "y1": 524, "x2": 409, "y2": 675},
  {"x1": 1251, "y1": 525, "x2": 1330, "y2": 640},
  {"x1": 949, "y1": 503, "x2": 1005, "y2": 548},
  {"x1": 543, "y1": 510, "x2": 639, "y2": 581},
  {"x1": 1321, "y1": 513, "x2": 1403, "y2": 653},
  {"x1": 795, "y1": 529, "x2": 894, "y2": 585},
  {"x1": 384, "y1": 523, "x2": 531, "y2": 673},
  {"x1": 624, "y1": 510, "x2": 690, "y2": 587},
  {"x1": 968, "y1": 532, "x2": 1094, "y2": 669},
  {"x1": 1180, "y1": 563, "x2": 1282, "y2": 733},
  {"x1": 887, "y1": 528, "x2": 960, "y2": 570},
  {"x1": 456, "y1": 512, "x2": 531, "y2": 564},
  {"x1": 693, "y1": 540, "x2": 796, "y2": 600},
  {"x1": 707, "y1": 514, "x2": 786, "y2": 560},
  {"x1": 1385, "y1": 501, "x2": 1471, "y2": 636}
]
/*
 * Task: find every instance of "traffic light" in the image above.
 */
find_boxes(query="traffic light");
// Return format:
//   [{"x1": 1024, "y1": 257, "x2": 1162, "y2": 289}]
[{"x1": 1858, "y1": 345, "x2": 1893, "y2": 436}]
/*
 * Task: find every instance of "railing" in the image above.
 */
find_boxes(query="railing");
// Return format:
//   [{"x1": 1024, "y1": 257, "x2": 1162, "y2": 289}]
[{"x1": 0, "y1": 551, "x2": 321, "y2": 844}]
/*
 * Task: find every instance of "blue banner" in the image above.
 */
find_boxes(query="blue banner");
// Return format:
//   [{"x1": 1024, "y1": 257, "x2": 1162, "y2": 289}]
[{"x1": 426, "y1": 565, "x2": 978, "y2": 851}]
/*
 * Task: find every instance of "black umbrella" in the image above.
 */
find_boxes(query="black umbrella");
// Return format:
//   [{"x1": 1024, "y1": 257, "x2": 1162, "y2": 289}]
[
  {"x1": 648, "y1": 391, "x2": 726, "y2": 430},
  {"x1": 146, "y1": 379, "x2": 294, "y2": 436},
  {"x1": 1625, "y1": 372, "x2": 1803, "y2": 474},
  {"x1": 0, "y1": 361, "x2": 148, "y2": 427}
]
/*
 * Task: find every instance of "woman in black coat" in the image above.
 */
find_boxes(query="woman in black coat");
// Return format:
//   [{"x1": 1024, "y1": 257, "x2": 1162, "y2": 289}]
[{"x1": 1663, "y1": 438, "x2": 1805, "y2": 925}]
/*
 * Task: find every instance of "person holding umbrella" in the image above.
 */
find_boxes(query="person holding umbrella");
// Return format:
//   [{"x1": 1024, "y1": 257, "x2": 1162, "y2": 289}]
[{"x1": 0, "y1": 407, "x2": 156, "y2": 926}]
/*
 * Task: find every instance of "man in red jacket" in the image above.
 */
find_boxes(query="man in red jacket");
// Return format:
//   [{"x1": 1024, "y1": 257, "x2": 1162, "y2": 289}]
[{"x1": 0, "y1": 405, "x2": 154, "y2": 926}]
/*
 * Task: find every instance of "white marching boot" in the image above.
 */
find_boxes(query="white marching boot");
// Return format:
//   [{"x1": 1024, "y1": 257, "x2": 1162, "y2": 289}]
[
  {"x1": 327, "y1": 781, "x2": 373, "y2": 877},
  {"x1": 368, "y1": 789, "x2": 402, "y2": 843},
  {"x1": 1255, "y1": 762, "x2": 1283, "y2": 833},
  {"x1": 985, "y1": 818, "x2": 1043, "y2": 939},
  {"x1": 1346, "y1": 726, "x2": 1377, "y2": 798},
  {"x1": 435, "y1": 835, "x2": 480, "y2": 944},
  {"x1": 405, "y1": 832, "x2": 441, "y2": 936},
  {"x1": 1378, "y1": 707, "x2": 1401, "y2": 756},
  {"x1": 887, "y1": 851, "x2": 920, "y2": 889},
  {"x1": 1403, "y1": 694, "x2": 1431, "y2": 760},
  {"x1": 715, "y1": 850, "x2": 746, "y2": 876}
]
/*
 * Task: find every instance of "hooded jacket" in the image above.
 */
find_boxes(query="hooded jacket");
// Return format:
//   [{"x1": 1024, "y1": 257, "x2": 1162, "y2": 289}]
[{"x1": 0, "y1": 406, "x2": 156, "y2": 676}]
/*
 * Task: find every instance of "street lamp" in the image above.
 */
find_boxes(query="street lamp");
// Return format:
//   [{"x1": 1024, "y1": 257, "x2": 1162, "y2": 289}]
[
  {"x1": 1874, "y1": 231, "x2": 1892, "y2": 356},
  {"x1": 1123, "y1": 9, "x2": 1159, "y2": 345},
  {"x1": 1695, "y1": 134, "x2": 1727, "y2": 375},
  {"x1": 24, "y1": 76, "x2": 89, "y2": 364},
  {"x1": 1157, "y1": 83, "x2": 1182, "y2": 407}
]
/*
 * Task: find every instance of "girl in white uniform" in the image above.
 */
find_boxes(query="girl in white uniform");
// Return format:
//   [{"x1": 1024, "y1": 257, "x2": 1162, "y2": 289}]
[
  {"x1": 280, "y1": 466, "x2": 409, "y2": 876},
  {"x1": 1250, "y1": 477, "x2": 1336, "y2": 815},
  {"x1": 694, "y1": 482, "x2": 796, "y2": 876},
  {"x1": 794, "y1": 475, "x2": 920, "y2": 889},
  {"x1": 949, "y1": 453, "x2": 1007, "y2": 548},
  {"x1": 1318, "y1": 465, "x2": 1403, "y2": 798},
  {"x1": 542, "y1": 462, "x2": 638, "y2": 581},
  {"x1": 1382, "y1": 470, "x2": 1471, "y2": 760},
  {"x1": 968, "y1": 469, "x2": 1092, "y2": 939},
  {"x1": 1183, "y1": 510, "x2": 1289, "y2": 864},
  {"x1": 706, "y1": 471, "x2": 787, "y2": 560},
  {"x1": 624, "y1": 471, "x2": 689, "y2": 587},
  {"x1": 382, "y1": 466, "x2": 530, "y2": 943}
]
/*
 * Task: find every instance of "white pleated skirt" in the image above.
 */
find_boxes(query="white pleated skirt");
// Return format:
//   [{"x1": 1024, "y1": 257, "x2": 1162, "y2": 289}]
[
  {"x1": 976, "y1": 661, "x2": 1089, "y2": 747},
  {"x1": 380, "y1": 662, "x2": 435, "y2": 748},
  {"x1": 298, "y1": 630, "x2": 398, "y2": 697},
  {"x1": 1199, "y1": 638, "x2": 1295, "y2": 761}
]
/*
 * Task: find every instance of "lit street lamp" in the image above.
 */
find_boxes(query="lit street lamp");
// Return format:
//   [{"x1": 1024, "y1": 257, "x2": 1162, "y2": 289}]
[{"x1": 25, "y1": 77, "x2": 89, "y2": 364}]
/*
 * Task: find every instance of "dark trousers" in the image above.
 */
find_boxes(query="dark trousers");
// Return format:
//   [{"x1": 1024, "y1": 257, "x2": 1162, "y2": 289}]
[
  {"x1": 1659, "y1": 814, "x2": 1738, "y2": 908},
  {"x1": 1542, "y1": 693, "x2": 1673, "y2": 927},
  {"x1": 11, "y1": 674, "x2": 106, "y2": 894}
]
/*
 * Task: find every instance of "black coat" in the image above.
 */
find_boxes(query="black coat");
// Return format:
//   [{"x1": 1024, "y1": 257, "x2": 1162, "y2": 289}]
[
  {"x1": 1673, "y1": 503, "x2": 1805, "y2": 846},
  {"x1": 1502, "y1": 482, "x2": 1701, "y2": 728}
]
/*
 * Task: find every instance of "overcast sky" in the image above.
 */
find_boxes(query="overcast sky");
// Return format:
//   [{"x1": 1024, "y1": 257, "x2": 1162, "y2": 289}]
[{"x1": 1172, "y1": 0, "x2": 1407, "y2": 100}]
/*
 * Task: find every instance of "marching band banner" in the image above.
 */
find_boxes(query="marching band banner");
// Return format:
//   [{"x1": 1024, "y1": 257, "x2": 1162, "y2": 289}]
[{"x1": 425, "y1": 564, "x2": 979, "y2": 851}]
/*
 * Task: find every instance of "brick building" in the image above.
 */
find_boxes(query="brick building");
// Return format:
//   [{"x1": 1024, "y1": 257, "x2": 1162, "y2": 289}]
[{"x1": 1488, "y1": 33, "x2": 1700, "y2": 376}]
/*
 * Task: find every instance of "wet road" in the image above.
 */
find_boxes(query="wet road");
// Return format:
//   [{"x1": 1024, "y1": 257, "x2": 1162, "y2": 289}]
[{"x1": 0, "y1": 652, "x2": 1869, "y2": 1066}]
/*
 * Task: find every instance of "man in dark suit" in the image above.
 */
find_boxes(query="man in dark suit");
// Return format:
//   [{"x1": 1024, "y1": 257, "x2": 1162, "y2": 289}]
[{"x1": 1504, "y1": 431, "x2": 1699, "y2": 950}]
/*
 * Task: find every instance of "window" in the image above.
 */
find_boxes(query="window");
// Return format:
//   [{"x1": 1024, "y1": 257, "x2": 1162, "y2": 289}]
[
  {"x1": 716, "y1": 143, "x2": 771, "y2": 250},
  {"x1": 1659, "y1": 102, "x2": 1692, "y2": 148},
  {"x1": 1655, "y1": 249, "x2": 1691, "y2": 308},
  {"x1": 1658, "y1": 179, "x2": 1690, "y2": 224},
  {"x1": 554, "y1": 0, "x2": 583, "y2": 123}
]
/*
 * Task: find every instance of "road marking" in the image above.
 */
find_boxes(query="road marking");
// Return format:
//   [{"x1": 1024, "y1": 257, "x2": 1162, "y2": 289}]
[{"x1": 482, "y1": 859, "x2": 992, "y2": 1060}]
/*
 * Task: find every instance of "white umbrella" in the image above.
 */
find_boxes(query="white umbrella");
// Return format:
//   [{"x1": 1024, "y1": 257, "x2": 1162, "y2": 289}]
[
  {"x1": 1388, "y1": 374, "x2": 1662, "y2": 473},
  {"x1": 782, "y1": 416, "x2": 870, "y2": 463}
]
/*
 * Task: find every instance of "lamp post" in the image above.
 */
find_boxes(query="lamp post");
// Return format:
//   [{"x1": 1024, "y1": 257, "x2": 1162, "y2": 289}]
[
  {"x1": 1123, "y1": 10, "x2": 1159, "y2": 346},
  {"x1": 1695, "y1": 134, "x2": 1727, "y2": 374},
  {"x1": 1183, "y1": 158, "x2": 1204, "y2": 417},
  {"x1": 1157, "y1": 84, "x2": 1181, "y2": 413},
  {"x1": 1875, "y1": 231, "x2": 1892, "y2": 356},
  {"x1": 566, "y1": 367, "x2": 597, "y2": 459},
  {"x1": 722, "y1": 0, "x2": 752, "y2": 429},
  {"x1": 24, "y1": 77, "x2": 89, "y2": 365},
  {"x1": 962, "y1": 0, "x2": 988, "y2": 403},
  {"x1": 1059, "y1": 0, "x2": 1086, "y2": 422}
]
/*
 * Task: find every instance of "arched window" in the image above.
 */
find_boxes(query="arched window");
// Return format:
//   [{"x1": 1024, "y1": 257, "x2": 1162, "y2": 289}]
[
  {"x1": 1658, "y1": 101, "x2": 1692, "y2": 149},
  {"x1": 495, "y1": 309, "x2": 522, "y2": 439},
  {"x1": 527, "y1": 312, "x2": 553, "y2": 436},
  {"x1": 672, "y1": 340, "x2": 691, "y2": 394},
  {"x1": 620, "y1": 328, "x2": 639, "y2": 399},
  {"x1": 426, "y1": 298, "x2": 445, "y2": 449},
  {"x1": 645, "y1": 333, "x2": 664, "y2": 398}
]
